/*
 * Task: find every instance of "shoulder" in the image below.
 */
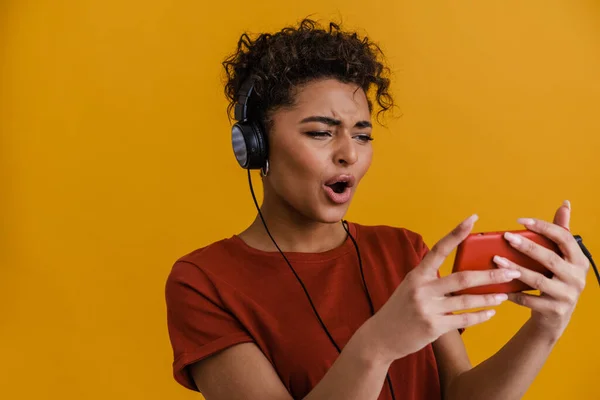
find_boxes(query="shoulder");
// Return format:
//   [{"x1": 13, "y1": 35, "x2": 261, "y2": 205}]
[
  {"x1": 352, "y1": 222, "x2": 429, "y2": 260},
  {"x1": 350, "y1": 222, "x2": 431, "y2": 280},
  {"x1": 166, "y1": 236, "x2": 242, "y2": 291}
]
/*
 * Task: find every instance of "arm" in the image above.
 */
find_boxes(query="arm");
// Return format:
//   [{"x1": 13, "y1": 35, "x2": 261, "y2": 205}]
[
  {"x1": 190, "y1": 215, "x2": 518, "y2": 400},
  {"x1": 437, "y1": 202, "x2": 588, "y2": 400},
  {"x1": 436, "y1": 321, "x2": 557, "y2": 400},
  {"x1": 190, "y1": 322, "x2": 392, "y2": 400}
]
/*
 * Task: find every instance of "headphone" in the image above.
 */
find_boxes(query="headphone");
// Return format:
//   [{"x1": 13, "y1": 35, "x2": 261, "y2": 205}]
[
  {"x1": 231, "y1": 77, "x2": 398, "y2": 399},
  {"x1": 231, "y1": 78, "x2": 269, "y2": 171}
]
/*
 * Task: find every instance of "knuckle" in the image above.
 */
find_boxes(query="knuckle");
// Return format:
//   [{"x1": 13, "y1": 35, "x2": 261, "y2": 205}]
[
  {"x1": 456, "y1": 272, "x2": 471, "y2": 288},
  {"x1": 460, "y1": 295, "x2": 472, "y2": 310},
  {"x1": 492, "y1": 268, "x2": 508, "y2": 282},
  {"x1": 550, "y1": 304, "x2": 566, "y2": 317},
  {"x1": 431, "y1": 242, "x2": 448, "y2": 258},
  {"x1": 406, "y1": 270, "x2": 424, "y2": 287},
  {"x1": 525, "y1": 240, "x2": 536, "y2": 253},
  {"x1": 559, "y1": 229, "x2": 570, "y2": 244},
  {"x1": 534, "y1": 275, "x2": 546, "y2": 291},
  {"x1": 461, "y1": 313, "x2": 471, "y2": 327},
  {"x1": 576, "y1": 278, "x2": 586, "y2": 293},
  {"x1": 451, "y1": 225, "x2": 464, "y2": 237},
  {"x1": 491, "y1": 269, "x2": 504, "y2": 282},
  {"x1": 546, "y1": 255, "x2": 560, "y2": 270},
  {"x1": 582, "y1": 260, "x2": 591, "y2": 272},
  {"x1": 422, "y1": 315, "x2": 437, "y2": 336},
  {"x1": 539, "y1": 222, "x2": 553, "y2": 238},
  {"x1": 407, "y1": 285, "x2": 421, "y2": 302},
  {"x1": 414, "y1": 296, "x2": 427, "y2": 315},
  {"x1": 566, "y1": 290, "x2": 579, "y2": 306}
]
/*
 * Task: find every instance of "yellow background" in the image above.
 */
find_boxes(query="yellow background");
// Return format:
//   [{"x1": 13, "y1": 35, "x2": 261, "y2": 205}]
[{"x1": 2, "y1": 1, "x2": 599, "y2": 399}]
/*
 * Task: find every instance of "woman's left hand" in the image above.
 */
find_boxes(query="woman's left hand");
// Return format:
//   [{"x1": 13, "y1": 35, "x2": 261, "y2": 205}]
[{"x1": 492, "y1": 200, "x2": 590, "y2": 342}]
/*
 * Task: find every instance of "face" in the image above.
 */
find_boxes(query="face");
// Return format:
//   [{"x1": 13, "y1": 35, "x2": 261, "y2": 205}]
[{"x1": 263, "y1": 78, "x2": 373, "y2": 224}]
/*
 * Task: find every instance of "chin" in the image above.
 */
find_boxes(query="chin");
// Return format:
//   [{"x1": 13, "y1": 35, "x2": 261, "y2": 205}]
[
  {"x1": 309, "y1": 204, "x2": 351, "y2": 224},
  {"x1": 276, "y1": 188, "x2": 353, "y2": 224}
]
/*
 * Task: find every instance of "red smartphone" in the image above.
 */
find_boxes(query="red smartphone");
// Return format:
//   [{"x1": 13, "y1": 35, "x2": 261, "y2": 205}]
[{"x1": 451, "y1": 230, "x2": 561, "y2": 295}]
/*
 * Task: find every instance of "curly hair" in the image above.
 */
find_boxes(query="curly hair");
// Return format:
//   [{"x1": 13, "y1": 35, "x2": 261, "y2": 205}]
[{"x1": 222, "y1": 18, "x2": 394, "y2": 129}]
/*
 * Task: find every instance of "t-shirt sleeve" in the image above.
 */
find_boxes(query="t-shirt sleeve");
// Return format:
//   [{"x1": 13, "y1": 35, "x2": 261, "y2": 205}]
[{"x1": 165, "y1": 260, "x2": 254, "y2": 391}]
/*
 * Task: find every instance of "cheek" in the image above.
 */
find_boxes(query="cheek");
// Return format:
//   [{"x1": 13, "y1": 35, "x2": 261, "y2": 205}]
[
  {"x1": 273, "y1": 142, "x2": 326, "y2": 180},
  {"x1": 357, "y1": 149, "x2": 373, "y2": 178}
]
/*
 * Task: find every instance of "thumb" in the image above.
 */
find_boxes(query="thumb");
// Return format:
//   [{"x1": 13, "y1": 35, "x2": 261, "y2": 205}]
[{"x1": 553, "y1": 200, "x2": 571, "y2": 230}]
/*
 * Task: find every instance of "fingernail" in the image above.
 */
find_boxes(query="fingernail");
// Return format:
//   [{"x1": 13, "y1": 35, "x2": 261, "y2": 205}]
[
  {"x1": 493, "y1": 255, "x2": 511, "y2": 268},
  {"x1": 487, "y1": 309, "x2": 496, "y2": 318},
  {"x1": 504, "y1": 269, "x2": 521, "y2": 279},
  {"x1": 495, "y1": 293, "x2": 508, "y2": 303},
  {"x1": 563, "y1": 200, "x2": 571, "y2": 210},
  {"x1": 461, "y1": 214, "x2": 479, "y2": 228},
  {"x1": 517, "y1": 218, "x2": 535, "y2": 226},
  {"x1": 504, "y1": 232, "x2": 522, "y2": 245}
]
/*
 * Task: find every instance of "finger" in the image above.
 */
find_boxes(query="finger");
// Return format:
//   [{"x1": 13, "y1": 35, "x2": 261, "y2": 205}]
[
  {"x1": 431, "y1": 268, "x2": 521, "y2": 295},
  {"x1": 503, "y1": 231, "x2": 579, "y2": 281},
  {"x1": 493, "y1": 256, "x2": 574, "y2": 300},
  {"x1": 507, "y1": 292, "x2": 571, "y2": 319},
  {"x1": 419, "y1": 214, "x2": 478, "y2": 275},
  {"x1": 553, "y1": 200, "x2": 571, "y2": 230},
  {"x1": 445, "y1": 308, "x2": 497, "y2": 331},
  {"x1": 439, "y1": 292, "x2": 508, "y2": 313},
  {"x1": 516, "y1": 217, "x2": 584, "y2": 266}
]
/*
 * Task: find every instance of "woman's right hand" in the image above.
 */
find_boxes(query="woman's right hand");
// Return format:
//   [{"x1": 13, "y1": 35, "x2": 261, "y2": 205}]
[{"x1": 365, "y1": 214, "x2": 521, "y2": 364}]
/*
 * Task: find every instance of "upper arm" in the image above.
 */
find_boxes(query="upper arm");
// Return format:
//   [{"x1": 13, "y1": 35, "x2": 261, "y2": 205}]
[
  {"x1": 432, "y1": 330, "x2": 472, "y2": 398},
  {"x1": 189, "y1": 342, "x2": 293, "y2": 400},
  {"x1": 166, "y1": 261, "x2": 285, "y2": 395}
]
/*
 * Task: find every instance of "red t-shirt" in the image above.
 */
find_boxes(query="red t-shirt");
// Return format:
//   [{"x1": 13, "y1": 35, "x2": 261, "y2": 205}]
[{"x1": 165, "y1": 222, "x2": 441, "y2": 399}]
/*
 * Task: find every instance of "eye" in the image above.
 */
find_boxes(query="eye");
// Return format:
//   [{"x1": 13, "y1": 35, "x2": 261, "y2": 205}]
[
  {"x1": 306, "y1": 131, "x2": 332, "y2": 139},
  {"x1": 354, "y1": 134, "x2": 374, "y2": 143}
]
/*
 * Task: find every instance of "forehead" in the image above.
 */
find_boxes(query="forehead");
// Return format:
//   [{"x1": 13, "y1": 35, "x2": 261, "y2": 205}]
[{"x1": 289, "y1": 79, "x2": 371, "y2": 121}]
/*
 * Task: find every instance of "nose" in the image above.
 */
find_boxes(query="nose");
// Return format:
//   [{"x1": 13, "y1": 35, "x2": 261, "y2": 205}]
[{"x1": 333, "y1": 135, "x2": 358, "y2": 166}]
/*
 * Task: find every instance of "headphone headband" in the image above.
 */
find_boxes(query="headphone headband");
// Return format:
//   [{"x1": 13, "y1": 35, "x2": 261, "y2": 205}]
[{"x1": 234, "y1": 78, "x2": 256, "y2": 122}]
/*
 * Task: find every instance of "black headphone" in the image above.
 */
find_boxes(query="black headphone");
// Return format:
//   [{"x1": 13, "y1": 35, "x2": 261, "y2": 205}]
[{"x1": 231, "y1": 78, "x2": 269, "y2": 171}]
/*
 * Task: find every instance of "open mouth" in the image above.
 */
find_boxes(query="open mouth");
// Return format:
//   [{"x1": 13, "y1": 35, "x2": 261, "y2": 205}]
[
  {"x1": 326, "y1": 181, "x2": 349, "y2": 194},
  {"x1": 323, "y1": 174, "x2": 356, "y2": 204}
]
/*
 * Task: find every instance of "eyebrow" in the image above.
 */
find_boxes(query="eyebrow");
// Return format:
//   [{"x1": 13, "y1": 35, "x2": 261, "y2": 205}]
[{"x1": 299, "y1": 116, "x2": 372, "y2": 129}]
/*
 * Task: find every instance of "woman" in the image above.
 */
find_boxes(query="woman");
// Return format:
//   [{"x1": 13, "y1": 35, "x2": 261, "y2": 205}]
[{"x1": 165, "y1": 19, "x2": 589, "y2": 400}]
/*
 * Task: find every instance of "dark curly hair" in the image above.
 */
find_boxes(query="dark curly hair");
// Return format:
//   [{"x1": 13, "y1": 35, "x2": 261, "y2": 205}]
[{"x1": 222, "y1": 18, "x2": 395, "y2": 130}]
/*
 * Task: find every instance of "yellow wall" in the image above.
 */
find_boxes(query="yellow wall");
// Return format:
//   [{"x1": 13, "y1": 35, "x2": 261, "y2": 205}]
[{"x1": 2, "y1": 1, "x2": 599, "y2": 399}]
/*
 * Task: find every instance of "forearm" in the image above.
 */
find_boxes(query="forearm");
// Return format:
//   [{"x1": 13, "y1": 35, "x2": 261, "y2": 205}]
[
  {"x1": 446, "y1": 319, "x2": 558, "y2": 400},
  {"x1": 303, "y1": 321, "x2": 393, "y2": 400}
]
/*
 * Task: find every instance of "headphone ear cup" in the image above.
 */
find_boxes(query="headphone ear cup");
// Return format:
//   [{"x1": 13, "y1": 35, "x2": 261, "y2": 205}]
[
  {"x1": 251, "y1": 120, "x2": 268, "y2": 168},
  {"x1": 231, "y1": 121, "x2": 268, "y2": 170}
]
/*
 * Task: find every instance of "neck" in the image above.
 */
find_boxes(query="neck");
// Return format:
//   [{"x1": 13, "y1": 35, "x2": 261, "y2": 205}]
[{"x1": 239, "y1": 200, "x2": 348, "y2": 254}]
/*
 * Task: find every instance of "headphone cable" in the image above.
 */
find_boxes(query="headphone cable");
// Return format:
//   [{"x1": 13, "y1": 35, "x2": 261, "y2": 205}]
[{"x1": 247, "y1": 169, "x2": 396, "y2": 400}]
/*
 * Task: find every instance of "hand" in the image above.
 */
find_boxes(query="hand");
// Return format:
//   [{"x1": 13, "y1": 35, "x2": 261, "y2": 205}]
[
  {"x1": 492, "y1": 200, "x2": 590, "y2": 342},
  {"x1": 366, "y1": 214, "x2": 521, "y2": 363}
]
